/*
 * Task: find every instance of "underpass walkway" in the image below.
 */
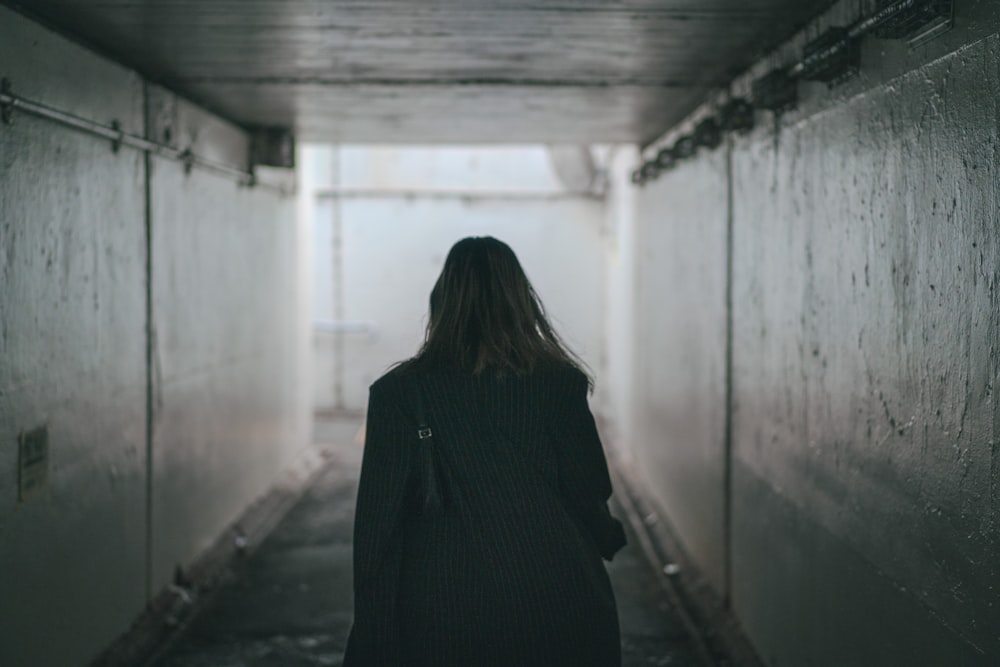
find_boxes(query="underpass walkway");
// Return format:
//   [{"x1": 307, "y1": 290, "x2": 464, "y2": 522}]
[{"x1": 151, "y1": 418, "x2": 705, "y2": 667}]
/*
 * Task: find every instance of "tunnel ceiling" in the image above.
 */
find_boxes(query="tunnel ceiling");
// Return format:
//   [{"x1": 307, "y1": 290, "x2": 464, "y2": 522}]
[{"x1": 11, "y1": 1, "x2": 835, "y2": 144}]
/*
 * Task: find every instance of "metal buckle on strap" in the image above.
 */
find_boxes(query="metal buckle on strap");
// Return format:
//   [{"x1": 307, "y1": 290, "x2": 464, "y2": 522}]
[{"x1": 417, "y1": 427, "x2": 432, "y2": 440}]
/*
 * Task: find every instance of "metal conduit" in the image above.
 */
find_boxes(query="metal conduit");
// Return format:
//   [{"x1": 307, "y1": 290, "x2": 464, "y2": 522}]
[
  {"x1": 788, "y1": 0, "x2": 920, "y2": 77},
  {"x1": 633, "y1": 0, "x2": 951, "y2": 185},
  {"x1": 0, "y1": 80, "x2": 284, "y2": 194},
  {"x1": 849, "y1": 0, "x2": 919, "y2": 38}
]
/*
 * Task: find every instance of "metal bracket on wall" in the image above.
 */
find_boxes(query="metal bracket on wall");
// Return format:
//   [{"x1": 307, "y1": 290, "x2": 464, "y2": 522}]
[
  {"x1": 631, "y1": 96, "x2": 757, "y2": 185},
  {"x1": 694, "y1": 117, "x2": 723, "y2": 151},
  {"x1": 797, "y1": 28, "x2": 862, "y2": 87},
  {"x1": 110, "y1": 119, "x2": 123, "y2": 153},
  {"x1": 0, "y1": 80, "x2": 284, "y2": 193},
  {"x1": 873, "y1": 0, "x2": 954, "y2": 47},
  {"x1": 752, "y1": 68, "x2": 799, "y2": 113},
  {"x1": 718, "y1": 98, "x2": 755, "y2": 134},
  {"x1": 655, "y1": 146, "x2": 678, "y2": 171},
  {"x1": 672, "y1": 134, "x2": 698, "y2": 160},
  {"x1": 250, "y1": 127, "x2": 295, "y2": 169},
  {"x1": 639, "y1": 161, "x2": 661, "y2": 182},
  {"x1": 1, "y1": 78, "x2": 14, "y2": 125},
  {"x1": 179, "y1": 148, "x2": 195, "y2": 175}
]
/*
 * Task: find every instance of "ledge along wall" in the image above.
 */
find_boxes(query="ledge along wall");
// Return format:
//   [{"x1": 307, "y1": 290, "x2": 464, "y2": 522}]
[
  {"x1": 627, "y1": 1, "x2": 999, "y2": 664},
  {"x1": 0, "y1": 7, "x2": 309, "y2": 666}
]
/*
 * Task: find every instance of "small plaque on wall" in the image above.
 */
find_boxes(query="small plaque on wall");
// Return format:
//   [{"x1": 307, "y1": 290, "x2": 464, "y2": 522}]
[{"x1": 18, "y1": 425, "x2": 49, "y2": 503}]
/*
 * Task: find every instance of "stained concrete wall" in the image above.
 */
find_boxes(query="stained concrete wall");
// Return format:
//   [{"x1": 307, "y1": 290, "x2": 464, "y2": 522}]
[
  {"x1": 729, "y1": 30, "x2": 1000, "y2": 666},
  {"x1": 0, "y1": 10, "x2": 148, "y2": 665},
  {"x1": 150, "y1": 152, "x2": 307, "y2": 590},
  {"x1": 309, "y1": 145, "x2": 606, "y2": 414},
  {"x1": 600, "y1": 145, "x2": 640, "y2": 449},
  {"x1": 633, "y1": 148, "x2": 731, "y2": 593},
  {"x1": 627, "y1": 2, "x2": 999, "y2": 664},
  {"x1": 0, "y1": 8, "x2": 307, "y2": 666}
]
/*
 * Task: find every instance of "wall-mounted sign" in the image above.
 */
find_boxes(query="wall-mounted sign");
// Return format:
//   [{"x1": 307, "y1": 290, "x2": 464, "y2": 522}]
[{"x1": 18, "y1": 425, "x2": 49, "y2": 503}]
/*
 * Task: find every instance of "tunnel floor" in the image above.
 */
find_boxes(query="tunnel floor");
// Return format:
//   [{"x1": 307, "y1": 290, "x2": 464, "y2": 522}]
[{"x1": 150, "y1": 418, "x2": 703, "y2": 667}]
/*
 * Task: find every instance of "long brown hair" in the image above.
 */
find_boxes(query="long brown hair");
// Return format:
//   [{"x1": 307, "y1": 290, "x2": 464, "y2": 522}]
[{"x1": 404, "y1": 236, "x2": 591, "y2": 386}]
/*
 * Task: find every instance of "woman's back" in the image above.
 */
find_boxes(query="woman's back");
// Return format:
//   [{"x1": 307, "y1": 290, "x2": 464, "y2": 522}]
[
  {"x1": 394, "y1": 365, "x2": 617, "y2": 666},
  {"x1": 348, "y1": 364, "x2": 622, "y2": 666},
  {"x1": 344, "y1": 237, "x2": 624, "y2": 666}
]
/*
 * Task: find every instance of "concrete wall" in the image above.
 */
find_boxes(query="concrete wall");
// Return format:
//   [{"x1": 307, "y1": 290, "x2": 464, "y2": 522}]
[
  {"x1": 633, "y1": 147, "x2": 731, "y2": 593},
  {"x1": 627, "y1": 2, "x2": 999, "y2": 664},
  {"x1": 149, "y1": 151, "x2": 307, "y2": 590},
  {"x1": 309, "y1": 145, "x2": 607, "y2": 414},
  {"x1": 599, "y1": 145, "x2": 640, "y2": 448},
  {"x1": 0, "y1": 8, "x2": 307, "y2": 666}
]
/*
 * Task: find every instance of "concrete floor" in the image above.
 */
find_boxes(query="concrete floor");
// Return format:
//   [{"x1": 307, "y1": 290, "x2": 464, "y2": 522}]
[{"x1": 152, "y1": 419, "x2": 703, "y2": 666}]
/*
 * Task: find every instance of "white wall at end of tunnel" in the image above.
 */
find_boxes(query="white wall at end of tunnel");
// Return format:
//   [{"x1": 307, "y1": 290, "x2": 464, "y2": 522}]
[
  {"x1": 598, "y1": 145, "x2": 641, "y2": 452},
  {"x1": 307, "y1": 145, "x2": 611, "y2": 415},
  {"x1": 633, "y1": 146, "x2": 731, "y2": 594},
  {"x1": 0, "y1": 7, "x2": 309, "y2": 666}
]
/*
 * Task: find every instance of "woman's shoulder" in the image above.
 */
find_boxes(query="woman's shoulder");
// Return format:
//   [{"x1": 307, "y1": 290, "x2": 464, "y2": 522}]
[
  {"x1": 369, "y1": 359, "x2": 444, "y2": 394},
  {"x1": 369, "y1": 359, "x2": 588, "y2": 394},
  {"x1": 536, "y1": 360, "x2": 590, "y2": 386},
  {"x1": 369, "y1": 362, "x2": 413, "y2": 394}
]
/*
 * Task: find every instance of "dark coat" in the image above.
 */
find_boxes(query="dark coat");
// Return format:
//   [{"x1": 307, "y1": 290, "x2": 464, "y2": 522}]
[{"x1": 343, "y1": 363, "x2": 626, "y2": 667}]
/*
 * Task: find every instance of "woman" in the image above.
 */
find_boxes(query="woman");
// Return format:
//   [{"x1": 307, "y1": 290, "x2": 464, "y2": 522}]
[{"x1": 344, "y1": 236, "x2": 627, "y2": 666}]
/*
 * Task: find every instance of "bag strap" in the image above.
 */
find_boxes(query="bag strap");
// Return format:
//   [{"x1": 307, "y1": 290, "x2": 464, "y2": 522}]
[
  {"x1": 413, "y1": 381, "x2": 445, "y2": 515},
  {"x1": 414, "y1": 384, "x2": 433, "y2": 441}
]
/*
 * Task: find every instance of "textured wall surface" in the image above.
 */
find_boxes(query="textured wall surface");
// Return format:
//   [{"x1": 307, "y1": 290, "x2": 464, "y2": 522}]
[
  {"x1": 600, "y1": 145, "x2": 640, "y2": 445},
  {"x1": 730, "y1": 32, "x2": 1000, "y2": 664},
  {"x1": 628, "y1": 6, "x2": 1000, "y2": 664},
  {"x1": 150, "y1": 154, "x2": 305, "y2": 591},
  {"x1": 0, "y1": 10, "x2": 148, "y2": 666},
  {"x1": 633, "y1": 149, "x2": 731, "y2": 593},
  {"x1": 0, "y1": 7, "x2": 306, "y2": 665}
]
